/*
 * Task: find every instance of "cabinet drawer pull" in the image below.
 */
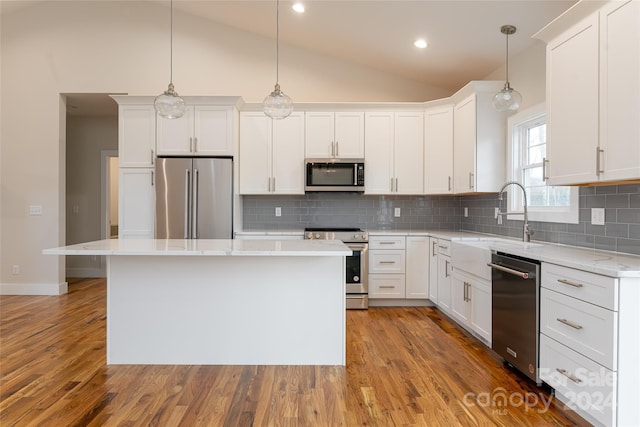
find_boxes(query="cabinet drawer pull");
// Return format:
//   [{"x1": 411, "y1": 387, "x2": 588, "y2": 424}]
[
  {"x1": 438, "y1": 245, "x2": 448, "y2": 250},
  {"x1": 542, "y1": 157, "x2": 549, "y2": 181},
  {"x1": 596, "y1": 147, "x2": 604, "y2": 176},
  {"x1": 557, "y1": 318, "x2": 583, "y2": 330},
  {"x1": 556, "y1": 368, "x2": 582, "y2": 384},
  {"x1": 557, "y1": 279, "x2": 584, "y2": 288},
  {"x1": 379, "y1": 241, "x2": 397, "y2": 245},
  {"x1": 445, "y1": 260, "x2": 450, "y2": 277},
  {"x1": 432, "y1": 240, "x2": 437, "y2": 256},
  {"x1": 379, "y1": 261, "x2": 396, "y2": 264},
  {"x1": 448, "y1": 176, "x2": 452, "y2": 192},
  {"x1": 379, "y1": 285, "x2": 396, "y2": 289}
]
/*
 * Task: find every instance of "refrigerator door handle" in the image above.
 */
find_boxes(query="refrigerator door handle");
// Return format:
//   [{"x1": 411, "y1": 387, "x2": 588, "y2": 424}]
[
  {"x1": 185, "y1": 169, "x2": 191, "y2": 239},
  {"x1": 193, "y1": 168, "x2": 199, "y2": 239}
]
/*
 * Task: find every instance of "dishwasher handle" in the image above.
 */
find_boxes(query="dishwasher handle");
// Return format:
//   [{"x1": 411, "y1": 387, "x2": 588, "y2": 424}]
[{"x1": 487, "y1": 262, "x2": 531, "y2": 279}]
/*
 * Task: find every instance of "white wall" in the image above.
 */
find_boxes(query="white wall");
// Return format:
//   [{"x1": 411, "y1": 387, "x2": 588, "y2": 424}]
[{"x1": 0, "y1": 1, "x2": 547, "y2": 293}]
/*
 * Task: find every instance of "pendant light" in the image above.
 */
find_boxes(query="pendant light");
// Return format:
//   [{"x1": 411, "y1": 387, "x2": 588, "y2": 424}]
[
  {"x1": 493, "y1": 24, "x2": 522, "y2": 112},
  {"x1": 263, "y1": 0, "x2": 293, "y2": 120},
  {"x1": 154, "y1": 0, "x2": 186, "y2": 119}
]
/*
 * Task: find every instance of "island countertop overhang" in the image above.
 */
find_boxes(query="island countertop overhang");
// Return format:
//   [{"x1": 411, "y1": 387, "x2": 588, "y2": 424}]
[{"x1": 43, "y1": 239, "x2": 352, "y2": 257}]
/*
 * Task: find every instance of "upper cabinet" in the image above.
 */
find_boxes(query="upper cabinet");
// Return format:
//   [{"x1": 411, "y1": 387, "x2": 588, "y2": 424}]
[
  {"x1": 116, "y1": 103, "x2": 156, "y2": 168},
  {"x1": 239, "y1": 112, "x2": 305, "y2": 195},
  {"x1": 305, "y1": 112, "x2": 365, "y2": 159},
  {"x1": 424, "y1": 105, "x2": 454, "y2": 194},
  {"x1": 156, "y1": 105, "x2": 234, "y2": 156},
  {"x1": 364, "y1": 111, "x2": 424, "y2": 195},
  {"x1": 452, "y1": 86, "x2": 506, "y2": 194},
  {"x1": 535, "y1": 0, "x2": 640, "y2": 185}
]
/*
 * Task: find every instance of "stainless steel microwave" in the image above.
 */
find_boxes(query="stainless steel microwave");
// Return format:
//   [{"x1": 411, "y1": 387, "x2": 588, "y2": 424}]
[{"x1": 305, "y1": 159, "x2": 365, "y2": 192}]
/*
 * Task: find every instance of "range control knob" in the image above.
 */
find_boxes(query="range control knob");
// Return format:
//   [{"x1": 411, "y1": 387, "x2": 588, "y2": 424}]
[
  {"x1": 315, "y1": 233, "x2": 321, "y2": 239},
  {"x1": 354, "y1": 234, "x2": 360, "y2": 239}
]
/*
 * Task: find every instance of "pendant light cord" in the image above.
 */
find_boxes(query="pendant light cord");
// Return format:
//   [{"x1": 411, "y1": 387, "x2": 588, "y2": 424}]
[
  {"x1": 275, "y1": 0, "x2": 280, "y2": 85},
  {"x1": 505, "y1": 30, "x2": 509, "y2": 86},
  {"x1": 170, "y1": 0, "x2": 174, "y2": 85}
]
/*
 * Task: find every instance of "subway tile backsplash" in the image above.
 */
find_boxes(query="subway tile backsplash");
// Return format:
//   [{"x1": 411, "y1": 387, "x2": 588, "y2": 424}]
[{"x1": 242, "y1": 183, "x2": 640, "y2": 256}]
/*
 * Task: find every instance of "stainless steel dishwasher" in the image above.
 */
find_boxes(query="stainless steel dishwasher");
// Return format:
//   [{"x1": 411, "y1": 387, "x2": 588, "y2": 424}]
[{"x1": 488, "y1": 252, "x2": 541, "y2": 384}]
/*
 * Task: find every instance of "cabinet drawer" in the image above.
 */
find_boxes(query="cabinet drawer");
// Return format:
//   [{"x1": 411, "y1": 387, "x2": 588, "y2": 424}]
[
  {"x1": 542, "y1": 263, "x2": 618, "y2": 310},
  {"x1": 369, "y1": 236, "x2": 406, "y2": 250},
  {"x1": 539, "y1": 334, "x2": 616, "y2": 427},
  {"x1": 369, "y1": 274, "x2": 406, "y2": 299},
  {"x1": 540, "y1": 288, "x2": 617, "y2": 370},
  {"x1": 436, "y1": 239, "x2": 451, "y2": 256},
  {"x1": 369, "y1": 250, "x2": 406, "y2": 274}
]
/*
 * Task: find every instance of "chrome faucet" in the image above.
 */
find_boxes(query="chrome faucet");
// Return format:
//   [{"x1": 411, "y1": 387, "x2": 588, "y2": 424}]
[{"x1": 497, "y1": 181, "x2": 533, "y2": 242}]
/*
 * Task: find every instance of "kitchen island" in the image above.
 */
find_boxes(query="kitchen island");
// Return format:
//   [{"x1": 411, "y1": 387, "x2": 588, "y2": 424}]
[{"x1": 44, "y1": 239, "x2": 351, "y2": 365}]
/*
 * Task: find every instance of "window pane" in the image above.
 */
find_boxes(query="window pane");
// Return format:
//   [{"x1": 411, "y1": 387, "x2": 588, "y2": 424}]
[
  {"x1": 528, "y1": 124, "x2": 546, "y2": 146},
  {"x1": 523, "y1": 166, "x2": 544, "y2": 187},
  {"x1": 548, "y1": 186, "x2": 571, "y2": 206},
  {"x1": 528, "y1": 186, "x2": 548, "y2": 206},
  {"x1": 527, "y1": 144, "x2": 546, "y2": 165}
]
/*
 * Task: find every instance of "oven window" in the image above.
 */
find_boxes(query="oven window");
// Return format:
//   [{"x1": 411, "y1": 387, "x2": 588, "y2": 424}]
[
  {"x1": 346, "y1": 251, "x2": 361, "y2": 283},
  {"x1": 310, "y1": 164, "x2": 354, "y2": 186}
]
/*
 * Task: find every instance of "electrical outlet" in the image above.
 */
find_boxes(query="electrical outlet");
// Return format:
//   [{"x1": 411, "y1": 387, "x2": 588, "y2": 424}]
[
  {"x1": 275, "y1": 207, "x2": 282, "y2": 217},
  {"x1": 12, "y1": 265, "x2": 19, "y2": 275},
  {"x1": 464, "y1": 207, "x2": 469, "y2": 217},
  {"x1": 591, "y1": 208, "x2": 605, "y2": 225},
  {"x1": 494, "y1": 207, "x2": 500, "y2": 219},
  {"x1": 394, "y1": 207, "x2": 401, "y2": 217}
]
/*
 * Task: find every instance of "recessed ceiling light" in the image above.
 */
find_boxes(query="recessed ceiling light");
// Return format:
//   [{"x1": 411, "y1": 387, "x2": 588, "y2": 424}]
[
  {"x1": 292, "y1": 3, "x2": 305, "y2": 13},
  {"x1": 414, "y1": 39, "x2": 428, "y2": 49}
]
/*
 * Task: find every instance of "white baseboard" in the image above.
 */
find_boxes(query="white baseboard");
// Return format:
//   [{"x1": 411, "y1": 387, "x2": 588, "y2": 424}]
[
  {"x1": 368, "y1": 299, "x2": 434, "y2": 307},
  {"x1": 0, "y1": 282, "x2": 68, "y2": 295},
  {"x1": 66, "y1": 267, "x2": 106, "y2": 278}
]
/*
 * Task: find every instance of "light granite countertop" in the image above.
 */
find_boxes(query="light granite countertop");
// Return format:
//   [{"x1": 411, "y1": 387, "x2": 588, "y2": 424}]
[{"x1": 43, "y1": 239, "x2": 351, "y2": 257}]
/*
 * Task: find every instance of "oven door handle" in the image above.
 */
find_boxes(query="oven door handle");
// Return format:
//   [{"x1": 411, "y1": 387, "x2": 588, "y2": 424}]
[
  {"x1": 487, "y1": 262, "x2": 531, "y2": 279},
  {"x1": 346, "y1": 243, "x2": 368, "y2": 252}
]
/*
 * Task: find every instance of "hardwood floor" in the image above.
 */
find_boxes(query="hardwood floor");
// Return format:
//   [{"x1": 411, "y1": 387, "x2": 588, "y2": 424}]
[{"x1": 1, "y1": 278, "x2": 590, "y2": 426}]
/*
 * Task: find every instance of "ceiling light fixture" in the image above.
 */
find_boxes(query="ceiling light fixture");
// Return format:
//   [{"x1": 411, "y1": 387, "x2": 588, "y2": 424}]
[
  {"x1": 292, "y1": 2, "x2": 305, "y2": 13},
  {"x1": 414, "y1": 39, "x2": 427, "y2": 49},
  {"x1": 263, "y1": 0, "x2": 293, "y2": 120},
  {"x1": 154, "y1": 0, "x2": 186, "y2": 119},
  {"x1": 493, "y1": 25, "x2": 522, "y2": 112}
]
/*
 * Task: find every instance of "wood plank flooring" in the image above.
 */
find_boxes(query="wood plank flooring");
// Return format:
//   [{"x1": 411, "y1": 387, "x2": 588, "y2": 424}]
[{"x1": 1, "y1": 278, "x2": 590, "y2": 426}]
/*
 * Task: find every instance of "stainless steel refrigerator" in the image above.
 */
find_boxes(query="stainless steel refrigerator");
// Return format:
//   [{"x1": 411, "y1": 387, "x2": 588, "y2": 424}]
[{"x1": 155, "y1": 157, "x2": 233, "y2": 239}]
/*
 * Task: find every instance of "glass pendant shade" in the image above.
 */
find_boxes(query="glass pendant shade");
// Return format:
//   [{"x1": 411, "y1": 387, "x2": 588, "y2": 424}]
[
  {"x1": 155, "y1": 83, "x2": 186, "y2": 119},
  {"x1": 263, "y1": 83, "x2": 293, "y2": 120},
  {"x1": 264, "y1": 0, "x2": 293, "y2": 120},
  {"x1": 155, "y1": 0, "x2": 185, "y2": 120},
  {"x1": 494, "y1": 24, "x2": 522, "y2": 112},
  {"x1": 493, "y1": 83, "x2": 522, "y2": 112}
]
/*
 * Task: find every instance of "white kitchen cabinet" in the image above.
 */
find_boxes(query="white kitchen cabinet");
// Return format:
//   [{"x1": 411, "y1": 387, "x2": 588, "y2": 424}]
[
  {"x1": 453, "y1": 91, "x2": 506, "y2": 194},
  {"x1": 239, "y1": 112, "x2": 305, "y2": 195},
  {"x1": 428, "y1": 238, "x2": 439, "y2": 302},
  {"x1": 305, "y1": 112, "x2": 364, "y2": 158},
  {"x1": 117, "y1": 104, "x2": 156, "y2": 168},
  {"x1": 364, "y1": 112, "x2": 424, "y2": 195},
  {"x1": 536, "y1": 0, "x2": 640, "y2": 185},
  {"x1": 424, "y1": 105, "x2": 454, "y2": 194},
  {"x1": 368, "y1": 235, "x2": 406, "y2": 299},
  {"x1": 544, "y1": 13, "x2": 600, "y2": 185},
  {"x1": 436, "y1": 240, "x2": 452, "y2": 313},
  {"x1": 118, "y1": 168, "x2": 154, "y2": 239},
  {"x1": 451, "y1": 270, "x2": 491, "y2": 345},
  {"x1": 406, "y1": 236, "x2": 429, "y2": 299},
  {"x1": 156, "y1": 106, "x2": 234, "y2": 156},
  {"x1": 539, "y1": 261, "x2": 640, "y2": 427}
]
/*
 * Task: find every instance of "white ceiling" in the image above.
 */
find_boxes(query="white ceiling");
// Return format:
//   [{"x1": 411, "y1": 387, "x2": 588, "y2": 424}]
[{"x1": 5, "y1": 0, "x2": 577, "y2": 115}]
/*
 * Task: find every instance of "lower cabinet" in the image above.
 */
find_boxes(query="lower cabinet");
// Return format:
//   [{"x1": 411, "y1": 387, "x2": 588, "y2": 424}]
[
  {"x1": 539, "y1": 262, "x2": 639, "y2": 427},
  {"x1": 368, "y1": 235, "x2": 429, "y2": 301},
  {"x1": 428, "y1": 237, "x2": 438, "y2": 302},
  {"x1": 451, "y1": 270, "x2": 491, "y2": 344},
  {"x1": 119, "y1": 168, "x2": 155, "y2": 239},
  {"x1": 436, "y1": 239, "x2": 452, "y2": 313}
]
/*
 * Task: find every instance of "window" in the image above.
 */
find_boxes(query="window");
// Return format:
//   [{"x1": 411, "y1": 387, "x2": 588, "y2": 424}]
[{"x1": 508, "y1": 103, "x2": 579, "y2": 224}]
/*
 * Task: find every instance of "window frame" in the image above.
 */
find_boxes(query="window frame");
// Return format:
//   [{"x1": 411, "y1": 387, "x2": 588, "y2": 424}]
[{"x1": 506, "y1": 103, "x2": 579, "y2": 224}]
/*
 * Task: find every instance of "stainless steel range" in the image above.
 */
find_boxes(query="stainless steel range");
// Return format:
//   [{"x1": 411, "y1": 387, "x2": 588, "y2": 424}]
[{"x1": 304, "y1": 227, "x2": 369, "y2": 309}]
